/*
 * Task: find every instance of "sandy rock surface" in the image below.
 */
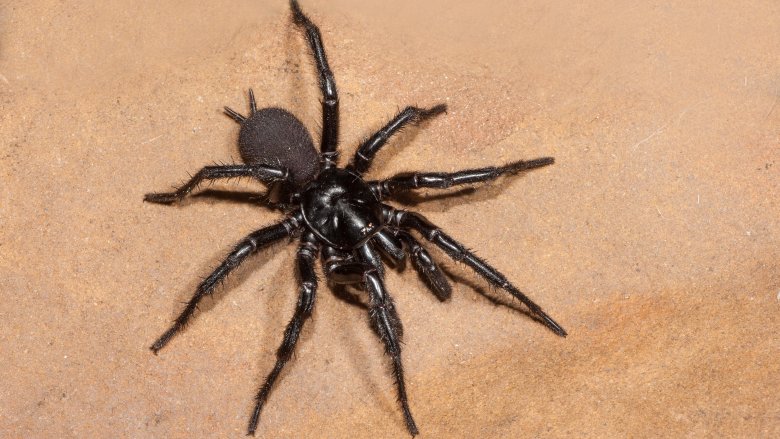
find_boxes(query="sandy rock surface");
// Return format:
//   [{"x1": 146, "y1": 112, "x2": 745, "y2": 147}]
[{"x1": 1, "y1": 1, "x2": 778, "y2": 437}]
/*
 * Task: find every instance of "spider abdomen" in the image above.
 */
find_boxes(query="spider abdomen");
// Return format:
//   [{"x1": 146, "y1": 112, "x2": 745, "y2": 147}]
[
  {"x1": 300, "y1": 168, "x2": 385, "y2": 249},
  {"x1": 238, "y1": 107, "x2": 319, "y2": 186}
]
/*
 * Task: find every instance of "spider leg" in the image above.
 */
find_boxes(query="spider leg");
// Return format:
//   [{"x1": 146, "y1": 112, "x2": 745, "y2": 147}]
[
  {"x1": 290, "y1": 0, "x2": 340, "y2": 162},
  {"x1": 385, "y1": 206, "x2": 567, "y2": 337},
  {"x1": 355, "y1": 238, "x2": 385, "y2": 278},
  {"x1": 369, "y1": 157, "x2": 554, "y2": 200},
  {"x1": 144, "y1": 164, "x2": 290, "y2": 204},
  {"x1": 248, "y1": 233, "x2": 319, "y2": 435},
  {"x1": 320, "y1": 245, "x2": 418, "y2": 435},
  {"x1": 356, "y1": 247, "x2": 418, "y2": 436},
  {"x1": 150, "y1": 213, "x2": 302, "y2": 353},
  {"x1": 350, "y1": 105, "x2": 447, "y2": 175},
  {"x1": 395, "y1": 230, "x2": 452, "y2": 301}
]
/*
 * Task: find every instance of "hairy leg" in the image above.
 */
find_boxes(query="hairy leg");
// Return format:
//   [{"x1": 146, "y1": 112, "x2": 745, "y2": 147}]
[
  {"x1": 150, "y1": 213, "x2": 302, "y2": 353},
  {"x1": 372, "y1": 229, "x2": 406, "y2": 265},
  {"x1": 350, "y1": 105, "x2": 447, "y2": 174},
  {"x1": 359, "y1": 256, "x2": 418, "y2": 435},
  {"x1": 386, "y1": 207, "x2": 567, "y2": 337},
  {"x1": 144, "y1": 164, "x2": 290, "y2": 204},
  {"x1": 248, "y1": 233, "x2": 319, "y2": 435},
  {"x1": 370, "y1": 157, "x2": 554, "y2": 200},
  {"x1": 322, "y1": 243, "x2": 419, "y2": 434},
  {"x1": 290, "y1": 0, "x2": 340, "y2": 162}
]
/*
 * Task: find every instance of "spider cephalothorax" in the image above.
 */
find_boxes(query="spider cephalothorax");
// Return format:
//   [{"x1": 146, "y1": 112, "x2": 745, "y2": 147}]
[{"x1": 145, "y1": 1, "x2": 566, "y2": 436}]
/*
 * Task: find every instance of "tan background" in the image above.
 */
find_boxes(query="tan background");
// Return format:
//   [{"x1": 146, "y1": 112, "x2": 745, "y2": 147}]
[{"x1": 1, "y1": 1, "x2": 778, "y2": 437}]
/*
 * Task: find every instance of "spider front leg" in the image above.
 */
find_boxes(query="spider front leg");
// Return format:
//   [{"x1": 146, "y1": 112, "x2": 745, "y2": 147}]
[
  {"x1": 290, "y1": 0, "x2": 340, "y2": 161},
  {"x1": 386, "y1": 207, "x2": 567, "y2": 337},
  {"x1": 248, "y1": 233, "x2": 319, "y2": 435},
  {"x1": 144, "y1": 164, "x2": 290, "y2": 204},
  {"x1": 370, "y1": 157, "x2": 554, "y2": 200},
  {"x1": 150, "y1": 213, "x2": 302, "y2": 353},
  {"x1": 350, "y1": 105, "x2": 447, "y2": 174}
]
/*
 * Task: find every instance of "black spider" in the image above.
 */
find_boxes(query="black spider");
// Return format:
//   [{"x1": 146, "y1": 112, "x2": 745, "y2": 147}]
[{"x1": 145, "y1": 0, "x2": 567, "y2": 436}]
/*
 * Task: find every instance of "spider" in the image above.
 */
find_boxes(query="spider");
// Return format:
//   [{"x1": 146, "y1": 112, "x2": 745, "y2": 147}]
[{"x1": 145, "y1": 0, "x2": 567, "y2": 436}]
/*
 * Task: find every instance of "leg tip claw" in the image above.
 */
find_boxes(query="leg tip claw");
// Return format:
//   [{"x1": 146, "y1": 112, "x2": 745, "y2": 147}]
[
  {"x1": 428, "y1": 103, "x2": 447, "y2": 115},
  {"x1": 541, "y1": 314, "x2": 567, "y2": 337}
]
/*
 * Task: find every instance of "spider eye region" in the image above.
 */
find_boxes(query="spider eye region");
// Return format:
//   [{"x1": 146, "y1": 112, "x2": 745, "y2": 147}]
[{"x1": 301, "y1": 168, "x2": 384, "y2": 249}]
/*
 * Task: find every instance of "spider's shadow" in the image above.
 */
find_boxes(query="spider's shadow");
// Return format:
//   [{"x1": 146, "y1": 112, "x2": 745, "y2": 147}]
[
  {"x1": 390, "y1": 187, "x2": 477, "y2": 207},
  {"x1": 440, "y1": 266, "x2": 545, "y2": 325},
  {"x1": 331, "y1": 284, "x2": 369, "y2": 310},
  {"x1": 191, "y1": 189, "x2": 277, "y2": 208},
  {"x1": 388, "y1": 169, "x2": 544, "y2": 213},
  {"x1": 327, "y1": 281, "x2": 400, "y2": 419}
]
